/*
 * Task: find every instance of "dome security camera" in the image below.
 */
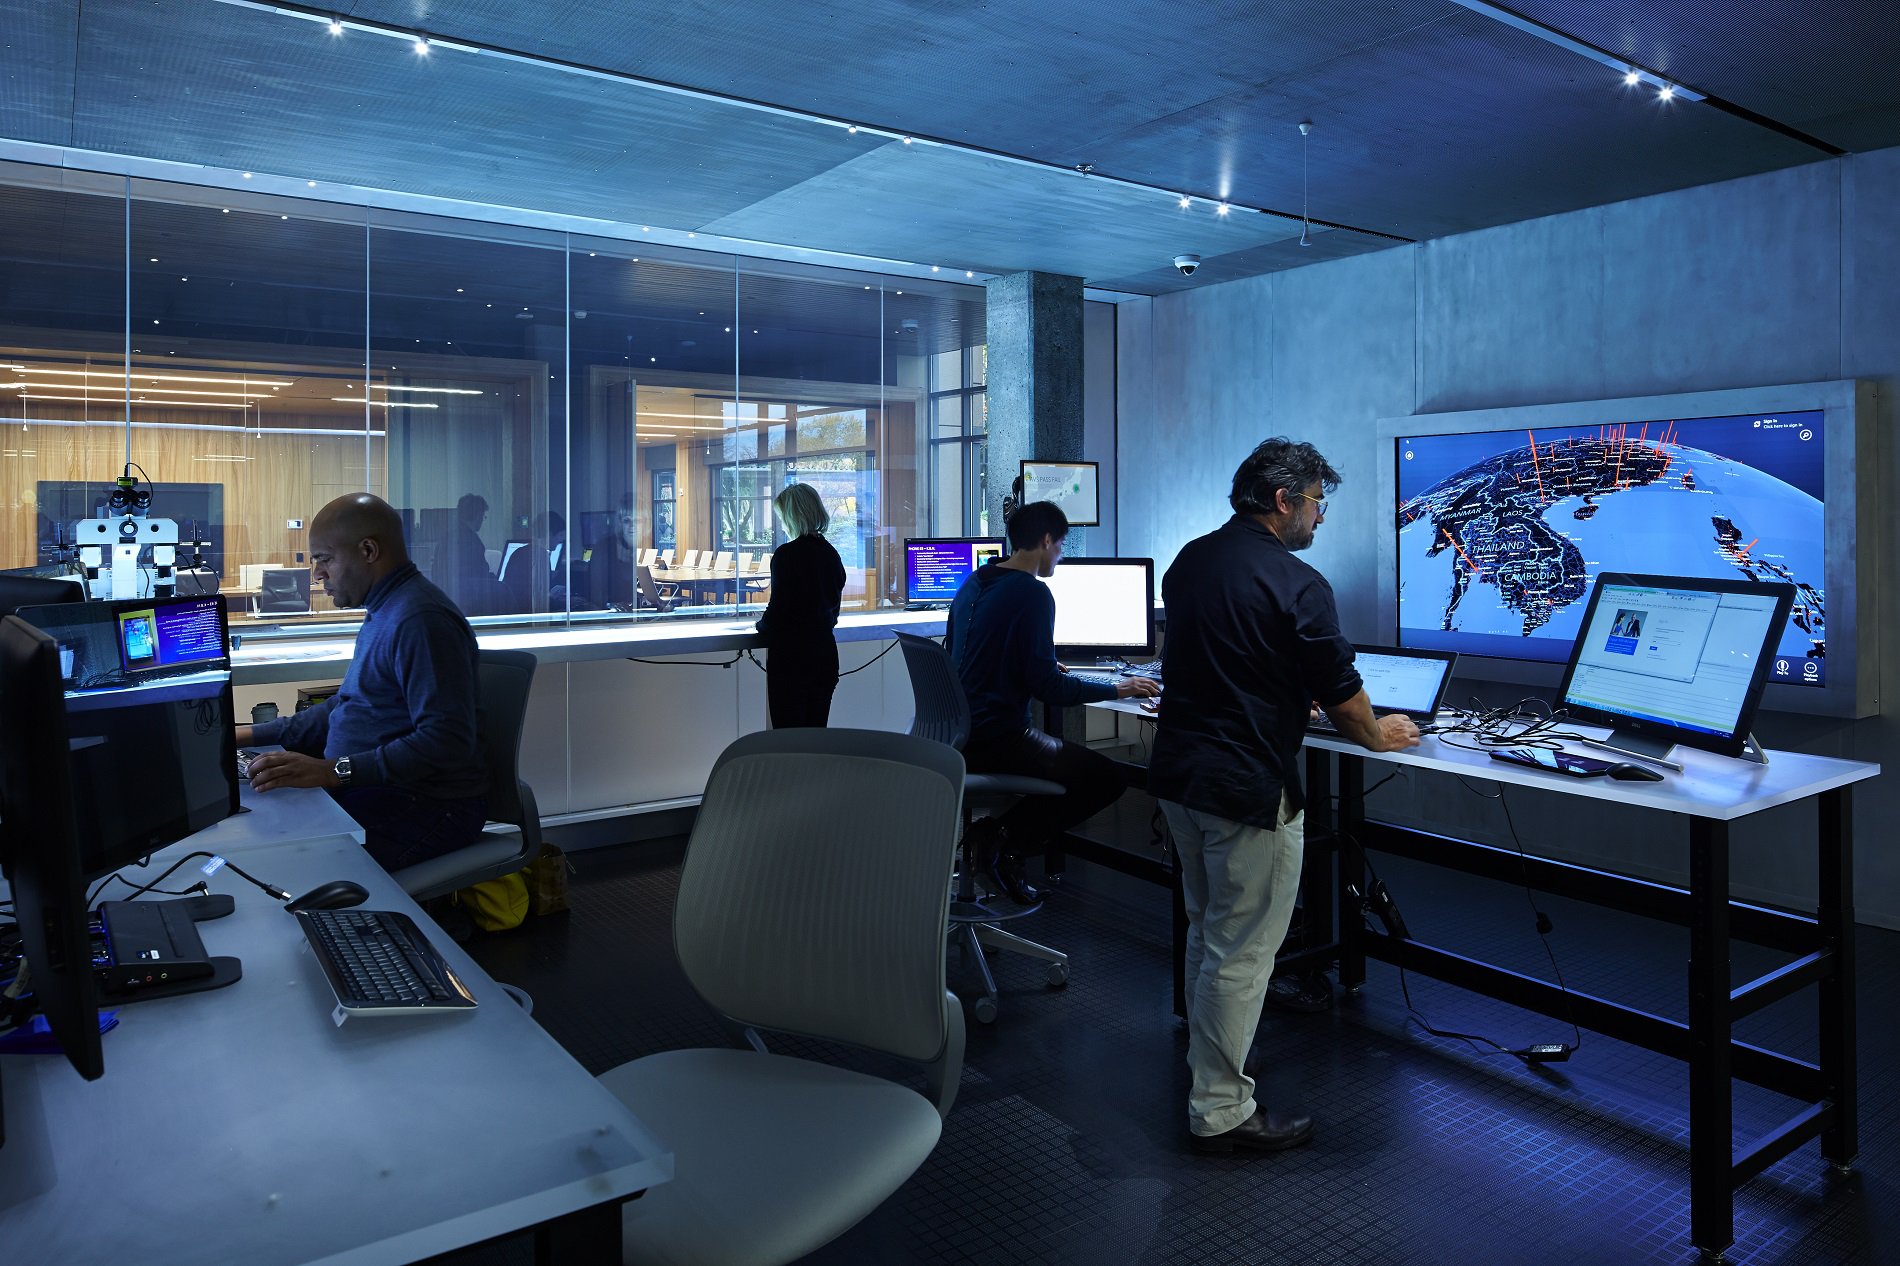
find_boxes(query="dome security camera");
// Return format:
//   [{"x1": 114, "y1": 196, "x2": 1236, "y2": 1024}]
[{"x1": 1173, "y1": 254, "x2": 1201, "y2": 276}]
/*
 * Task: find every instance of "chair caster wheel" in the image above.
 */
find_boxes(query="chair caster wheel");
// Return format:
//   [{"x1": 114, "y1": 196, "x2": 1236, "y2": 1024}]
[
  {"x1": 1046, "y1": 963, "x2": 1068, "y2": 987},
  {"x1": 973, "y1": 996, "x2": 998, "y2": 1024}
]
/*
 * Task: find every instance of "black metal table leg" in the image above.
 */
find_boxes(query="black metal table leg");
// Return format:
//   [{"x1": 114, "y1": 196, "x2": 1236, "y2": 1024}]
[
  {"x1": 1688, "y1": 816, "x2": 1734, "y2": 1258},
  {"x1": 1818, "y1": 785, "x2": 1857, "y2": 1167},
  {"x1": 1336, "y1": 753, "x2": 1366, "y2": 992}
]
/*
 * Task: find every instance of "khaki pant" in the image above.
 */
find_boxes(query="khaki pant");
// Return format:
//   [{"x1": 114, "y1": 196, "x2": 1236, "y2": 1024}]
[{"x1": 1161, "y1": 795, "x2": 1304, "y2": 1136}]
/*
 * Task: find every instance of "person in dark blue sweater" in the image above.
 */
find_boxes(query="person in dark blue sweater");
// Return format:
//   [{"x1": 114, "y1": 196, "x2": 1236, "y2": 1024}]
[
  {"x1": 239, "y1": 493, "x2": 487, "y2": 872},
  {"x1": 946, "y1": 501, "x2": 1159, "y2": 903}
]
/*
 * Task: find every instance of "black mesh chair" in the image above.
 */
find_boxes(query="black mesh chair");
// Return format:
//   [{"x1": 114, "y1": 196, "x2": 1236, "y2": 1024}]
[
  {"x1": 895, "y1": 632, "x2": 1069, "y2": 1024},
  {"x1": 390, "y1": 649, "x2": 544, "y2": 902}
]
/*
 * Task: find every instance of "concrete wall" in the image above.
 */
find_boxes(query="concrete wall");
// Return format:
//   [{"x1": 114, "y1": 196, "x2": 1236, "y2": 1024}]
[{"x1": 1117, "y1": 148, "x2": 1900, "y2": 925}]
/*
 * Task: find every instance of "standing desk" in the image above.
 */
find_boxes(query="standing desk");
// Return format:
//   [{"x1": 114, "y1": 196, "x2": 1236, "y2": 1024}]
[
  {"x1": 0, "y1": 794, "x2": 673, "y2": 1265},
  {"x1": 1091, "y1": 698, "x2": 1877, "y2": 1258}
]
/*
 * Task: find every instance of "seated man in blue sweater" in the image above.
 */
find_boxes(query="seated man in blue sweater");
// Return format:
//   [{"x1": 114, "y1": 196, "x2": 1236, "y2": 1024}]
[
  {"x1": 238, "y1": 493, "x2": 487, "y2": 872},
  {"x1": 946, "y1": 501, "x2": 1160, "y2": 903}
]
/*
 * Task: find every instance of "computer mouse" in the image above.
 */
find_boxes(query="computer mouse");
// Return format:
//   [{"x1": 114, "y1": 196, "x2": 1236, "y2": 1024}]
[
  {"x1": 1606, "y1": 763, "x2": 1666, "y2": 782},
  {"x1": 283, "y1": 879, "x2": 370, "y2": 912}
]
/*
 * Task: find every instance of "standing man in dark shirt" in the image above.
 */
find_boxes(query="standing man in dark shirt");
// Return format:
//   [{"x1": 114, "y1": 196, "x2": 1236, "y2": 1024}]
[
  {"x1": 754, "y1": 482, "x2": 846, "y2": 727},
  {"x1": 239, "y1": 493, "x2": 488, "y2": 872},
  {"x1": 946, "y1": 501, "x2": 1160, "y2": 903},
  {"x1": 1150, "y1": 439, "x2": 1419, "y2": 1155}
]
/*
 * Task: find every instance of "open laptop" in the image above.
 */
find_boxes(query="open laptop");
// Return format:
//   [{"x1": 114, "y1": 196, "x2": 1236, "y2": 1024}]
[{"x1": 1308, "y1": 644, "x2": 1457, "y2": 734}]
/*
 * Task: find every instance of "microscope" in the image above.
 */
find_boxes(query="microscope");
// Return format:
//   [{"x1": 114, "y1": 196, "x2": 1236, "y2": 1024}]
[{"x1": 71, "y1": 472, "x2": 182, "y2": 600}]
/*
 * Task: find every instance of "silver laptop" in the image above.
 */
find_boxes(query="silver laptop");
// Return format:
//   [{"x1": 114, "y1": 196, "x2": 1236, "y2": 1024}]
[{"x1": 1309, "y1": 644, "x2": 1457, "y2": 731}]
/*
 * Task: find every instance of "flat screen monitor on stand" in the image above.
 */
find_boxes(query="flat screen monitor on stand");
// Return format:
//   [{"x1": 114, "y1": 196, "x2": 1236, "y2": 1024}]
[
  {"x1": 1040, "y1": 557, "x2": 1156, "y2": 663},
  {"x1": 1554, "y1": 573, "x2": 1795, "y2": 768},
  {"x1": 1020, "y1": 460, "x2": 1100, "y2": 527}
]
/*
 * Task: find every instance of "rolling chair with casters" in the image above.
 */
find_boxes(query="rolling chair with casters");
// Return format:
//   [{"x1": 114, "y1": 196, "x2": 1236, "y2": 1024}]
[
  {"x1": 596, "y1": 728, "x2": 966, "y2": 1266},
  {"x1": 389, "y1": 648, "x2": 544, "y2": 903},
  {"x1": 894, "y1": 631, "x2": 1069, "y2": 1025}
]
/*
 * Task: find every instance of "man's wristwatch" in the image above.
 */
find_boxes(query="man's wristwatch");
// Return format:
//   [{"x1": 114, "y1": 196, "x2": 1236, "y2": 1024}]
[{"x1": 332, "y1": 755, "x2": 354, "y2": 786}]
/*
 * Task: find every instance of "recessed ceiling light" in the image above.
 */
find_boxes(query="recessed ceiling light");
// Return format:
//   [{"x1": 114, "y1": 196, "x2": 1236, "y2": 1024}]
[
  {"x1": 1659, "y1": 84, "x2": 1676, "y2": 101},
  {"x1": 1623, "y1": 69, "x2": 1640, "y2": 86},
  {"x1": 847, "y1": 125, "x2": 858, "y2": 134},
  {"x1": 242, "y1": 171, "x2": 253, "y2": 179},
  {"x1": 414, "y1": 37, "x2": 429, "y2": 55},
  {"x1": 902, "y1": 136, "x2": 914, "y2": 145},
  {"x1": 328, "y1": 18, "x2": 343, "y2": 35},
  {"x1": 931, "y1": 265, "x2": 940, "y2": 272},
  {"x1": 966, "y1": 271, "x2": 974, "y2": 278},
  {"x1": 1178, "y1": 195, "x2": 1191, "y2": 209},
  {"x1": 1216, "y1": 202, "x2": 1230, "y2": 216}
]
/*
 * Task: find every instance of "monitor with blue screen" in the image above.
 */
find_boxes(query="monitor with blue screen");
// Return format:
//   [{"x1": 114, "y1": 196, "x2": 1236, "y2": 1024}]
[
  {"x1": 1395, "y1": 409, "x2": 1826, "y2": 687},
  {"x1": 905, "y1": 537, "x2": 1005, "y2": 605}
]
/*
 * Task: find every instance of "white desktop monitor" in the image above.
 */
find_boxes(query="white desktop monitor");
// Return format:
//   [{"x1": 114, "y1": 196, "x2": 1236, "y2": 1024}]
[
  {"x1": 1038, "y1": 557, "x2": 1154, "y2": 658},
  {"x1": 1555, "y1": 573, "x2": 1795, "y2": 760},
  {"x1": 1021, "y1": 460, "x2": 1100, "y2": 527}
]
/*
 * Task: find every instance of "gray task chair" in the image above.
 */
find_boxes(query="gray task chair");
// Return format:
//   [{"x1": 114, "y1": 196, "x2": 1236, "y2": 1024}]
[
  {"x1": 390, "y1": 648, "x2": 544, "y2": 901},
  {"x1": 597, "y1": 728, "x2": 967, "y2": 1266},
  {"x1": 895, "y1": 632, "x2": 1070, "y2": 1025}
]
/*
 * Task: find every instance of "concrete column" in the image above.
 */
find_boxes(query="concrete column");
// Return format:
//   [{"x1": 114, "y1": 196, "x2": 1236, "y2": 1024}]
[{"x1": 983, "y1": 271, "x2": 1085, "y2": 531}]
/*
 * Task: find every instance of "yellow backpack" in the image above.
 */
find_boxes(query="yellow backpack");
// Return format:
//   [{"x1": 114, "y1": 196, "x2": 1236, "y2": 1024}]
[{"x1": 453, "y1": 871, "x2": 530, "y2": 932}]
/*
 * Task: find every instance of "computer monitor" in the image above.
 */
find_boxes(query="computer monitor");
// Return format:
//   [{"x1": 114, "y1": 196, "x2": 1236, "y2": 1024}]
[
  {"x1": 904, "y1": 537, "x2": 1005, "y2": 605},
  {"x1": 1351, "y1": 645, "x2": 1458, "y2": 720},
  {"x1": 22, "y1": 594, "x2": 229, "y2": 689},
  {"x1": 0, "y1": 571, "x2": 84, "y2": 617},
  {"x1": 1555, "y1": 573, "x2": 1795, "y2": 761},
  {"x1": 494, "y1": 539, "x2": 532, "y2": 585},
  {"x1": 1020, "y1": 460, "x2": 1100, "y2": 527},
  {"x1": 1040, "y1": 557, "x2": 1155, "y2": 659},
  {"x1": 0, "y1": 615, "x2": 104, "y2": 1086},
  {"x1": 256, "y1": 567, "x2": 313, "y2": 615}
]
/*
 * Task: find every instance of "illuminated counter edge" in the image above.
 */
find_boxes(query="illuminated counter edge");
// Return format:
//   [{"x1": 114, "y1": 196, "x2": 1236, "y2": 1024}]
[{"x1": 229, "y1": 609, "x2": 950, "y2": 686}]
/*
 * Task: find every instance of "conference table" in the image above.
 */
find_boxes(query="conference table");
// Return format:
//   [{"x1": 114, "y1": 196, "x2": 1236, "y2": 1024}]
[
  {"x1": 1090, "y1": 697, "x2": 1877, "y2": 1259},
  {"x1": 0, "y1": 784, "x2": 673, "y2": 1265}
]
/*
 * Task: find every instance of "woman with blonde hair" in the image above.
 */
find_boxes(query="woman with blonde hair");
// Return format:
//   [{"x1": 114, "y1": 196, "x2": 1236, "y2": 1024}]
[{"x1": 754, "y1": 482, "x2": 846, "y2": 727}]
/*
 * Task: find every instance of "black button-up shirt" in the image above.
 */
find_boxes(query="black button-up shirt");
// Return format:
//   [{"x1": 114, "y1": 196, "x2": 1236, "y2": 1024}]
[{"x1": 1149, "y1": 515, "x2": 1362, "y2": 826}]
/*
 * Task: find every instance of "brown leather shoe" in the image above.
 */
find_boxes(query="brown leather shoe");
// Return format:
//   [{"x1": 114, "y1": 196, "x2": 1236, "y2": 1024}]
[{"x1": 1190, "y1": 1107, "x2": 1315, "y2": 1154}]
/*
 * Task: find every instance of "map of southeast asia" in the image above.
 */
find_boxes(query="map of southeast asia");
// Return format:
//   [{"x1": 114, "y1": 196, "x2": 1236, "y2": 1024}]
[{"x1": 1395, "y1": 414, "x2": 1826, "y2": 684}]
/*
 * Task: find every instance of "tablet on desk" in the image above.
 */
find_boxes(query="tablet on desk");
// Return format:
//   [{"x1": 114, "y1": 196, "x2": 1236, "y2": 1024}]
[{"x1": 1490, "y1": 747, "x2": 1616, "y2": 778}]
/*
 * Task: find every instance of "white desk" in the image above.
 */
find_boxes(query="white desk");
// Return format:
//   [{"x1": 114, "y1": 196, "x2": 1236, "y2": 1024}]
[
  {"x1": 191, "y1": 769, "x2": 366, "y2": 853},
  {"x1": 0, "y1": 804, "x2": 672, "y2": 1264},
  {"x1": 1094, "y1": 699, "x2": 1879, "y2": 1257}
]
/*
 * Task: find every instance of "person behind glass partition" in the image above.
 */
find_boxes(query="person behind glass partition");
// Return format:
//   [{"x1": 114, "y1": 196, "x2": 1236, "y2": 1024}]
[
  {"x1": 582, "y1": 496, "x2": 639, "y2": 610},
  {"x1": 754, "y1": 482, "x2": 846, "y2": 728},
  {"x1": 442, "y1": 492, "x2": 500, "y2": 616}
]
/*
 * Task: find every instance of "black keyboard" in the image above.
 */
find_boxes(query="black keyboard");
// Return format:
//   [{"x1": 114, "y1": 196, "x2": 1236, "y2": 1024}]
[
  {"x1": 1068, "y1": 669, "x2": 1119, "y2": 687},
  {"x1": 295, "y1": 908, "x2": 477, "y2": 1017}
]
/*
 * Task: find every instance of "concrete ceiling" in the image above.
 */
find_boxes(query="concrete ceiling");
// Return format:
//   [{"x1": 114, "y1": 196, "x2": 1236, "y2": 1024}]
[{"x1": 3, "y1": 0, "x2": 1897, "y2": 295}]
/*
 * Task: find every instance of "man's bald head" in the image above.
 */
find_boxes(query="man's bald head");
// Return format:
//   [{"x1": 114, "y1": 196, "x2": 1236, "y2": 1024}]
[
  {"x1": 311, "y1": 494, "x2": 406, "y2": 555},
  {"x1": 309, "y1": 493, "x2": 410, "y2": 607}
]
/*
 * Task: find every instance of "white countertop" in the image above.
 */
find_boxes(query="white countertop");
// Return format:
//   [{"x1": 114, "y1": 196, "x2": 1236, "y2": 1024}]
[{"x1": 231, "y1": 608, "x2": 948, "y2": 686}]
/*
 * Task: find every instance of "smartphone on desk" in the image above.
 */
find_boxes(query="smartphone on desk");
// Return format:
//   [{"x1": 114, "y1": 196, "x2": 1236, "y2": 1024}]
[{"x1": 1489, "y1": 747, "x2": 1615, "y2": 778}]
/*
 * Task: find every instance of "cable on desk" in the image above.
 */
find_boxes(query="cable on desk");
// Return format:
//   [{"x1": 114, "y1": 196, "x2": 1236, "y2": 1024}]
[
  {"x1": 623, "y1": 651, "x2": 748, "y2": 668},
  {"x1": 86, "y1": 851, "x2": 291, "y2": 912}
]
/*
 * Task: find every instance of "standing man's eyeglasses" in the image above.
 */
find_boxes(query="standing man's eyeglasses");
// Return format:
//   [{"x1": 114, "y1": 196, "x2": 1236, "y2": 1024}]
[{"x1": 1290, "y1": 492, "x2": 1329, "y2": 516}]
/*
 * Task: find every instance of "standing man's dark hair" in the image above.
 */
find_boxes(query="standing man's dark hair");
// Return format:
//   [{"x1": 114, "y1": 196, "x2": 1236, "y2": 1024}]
[
  {"x1": 1150, "y1": 437, "x2": 1417, "y2": 1158},
  {"x1": 1229, "y1": 439, "x2": 1342, "y2": 516}
]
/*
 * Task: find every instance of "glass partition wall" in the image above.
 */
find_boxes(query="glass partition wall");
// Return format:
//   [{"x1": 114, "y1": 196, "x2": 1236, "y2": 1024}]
[{"x1": 0, "y1": 159, "x2": 985, "y2": 634}]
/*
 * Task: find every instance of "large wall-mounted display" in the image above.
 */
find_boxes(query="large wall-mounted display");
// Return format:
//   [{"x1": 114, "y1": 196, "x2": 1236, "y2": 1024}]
[{"x1": 1377, "y1": 381, "x2": 1880, "y2": 718}]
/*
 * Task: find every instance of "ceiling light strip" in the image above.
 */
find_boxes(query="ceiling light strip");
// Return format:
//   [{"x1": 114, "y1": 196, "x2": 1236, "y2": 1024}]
[
  {"x1": 1448, "y1": 0, "x2": 1844, "y2": 157},
  {"x1": 3, "y1": 415, "x2": 386, "y2": 437},
  {"x1": 213, "y1": 0, "x2": 1414, "y2": 243}
]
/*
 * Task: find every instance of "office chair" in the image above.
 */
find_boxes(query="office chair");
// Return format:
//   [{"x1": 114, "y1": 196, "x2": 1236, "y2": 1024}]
[
  {"x1": 636, "y1": 564, "x2": 681, "y2": 613},
  {"x1": 390, "y1": 649, "x2": 544, "y2": 902},
  {"x1": 597, "y1": 727, "x2": 965, "y2": 1266},
  {"x1": 894, "y1": 632, "x2": 1069, "y2": 1024},
  {"x1": 256, "y1": 568, "x2": 311, "y2": 614}
]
